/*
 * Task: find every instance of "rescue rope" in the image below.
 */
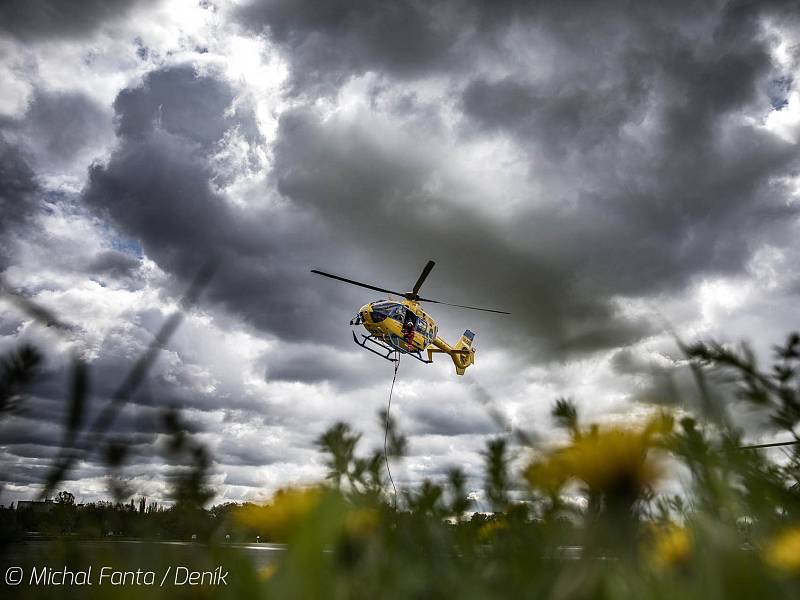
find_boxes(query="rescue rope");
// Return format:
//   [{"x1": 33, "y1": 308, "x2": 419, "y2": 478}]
[{"x1": 384, "y1": 355, "x2": 400, "y2": 509}]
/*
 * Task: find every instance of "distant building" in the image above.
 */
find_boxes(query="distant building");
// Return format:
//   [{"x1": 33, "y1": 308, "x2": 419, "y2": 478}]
[{"x1": 16, "y1": 499, "x2": 55, "y2": 513}]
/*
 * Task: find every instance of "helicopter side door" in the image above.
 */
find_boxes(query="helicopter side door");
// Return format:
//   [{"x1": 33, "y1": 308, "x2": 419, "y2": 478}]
[{"x1": 402, "y1": 308, "x2": 418, "y2": 346}]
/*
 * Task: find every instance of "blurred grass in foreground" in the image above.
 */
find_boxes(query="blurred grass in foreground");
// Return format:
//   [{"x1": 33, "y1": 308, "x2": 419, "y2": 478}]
[{"x1": 2, "y1": 316, "x2": 800, "y2": 597}]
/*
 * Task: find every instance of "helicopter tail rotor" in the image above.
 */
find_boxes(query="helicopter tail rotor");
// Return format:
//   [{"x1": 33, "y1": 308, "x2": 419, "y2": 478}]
[
  {"x1": 452, "y1": 330, "x2": 476, "y2": 375},
  {"x1": 427, "y1": 329, "x2": 476, "y2": 376}
]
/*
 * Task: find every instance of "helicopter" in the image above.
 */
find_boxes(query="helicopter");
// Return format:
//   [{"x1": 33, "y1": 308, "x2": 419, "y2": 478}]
[{"x1": 311, "y1": 260, "x2": 509, "y2": 375}]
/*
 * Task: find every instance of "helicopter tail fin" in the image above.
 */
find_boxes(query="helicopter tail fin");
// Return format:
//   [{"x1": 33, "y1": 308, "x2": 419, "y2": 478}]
[
  {"x1": 456, "y1": 329, "x2": 475, "y2": 350},
  {"x1": 426, "y1": 330, "x2": 476, "y2": 375},
  {"x1": 451, "y1": 330, "x2": 476, "y2": 375}
]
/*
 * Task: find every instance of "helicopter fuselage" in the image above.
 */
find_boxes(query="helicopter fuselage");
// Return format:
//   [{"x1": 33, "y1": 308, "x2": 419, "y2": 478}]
[
  {"x1": 355, "y1": 299, "x2": 437, "y2": 353},
  {"x1": 351, "y1": 299, "x2": 476, "y2": 374}
]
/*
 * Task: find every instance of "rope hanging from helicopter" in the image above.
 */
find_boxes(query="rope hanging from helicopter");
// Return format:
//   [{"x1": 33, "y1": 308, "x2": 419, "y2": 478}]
[
  {"x1": 350, "y1": 316, "x2": 401, "y2": 508},
  {"x1": 384, "y1": 353, "x2": 400, "y2": 509}
]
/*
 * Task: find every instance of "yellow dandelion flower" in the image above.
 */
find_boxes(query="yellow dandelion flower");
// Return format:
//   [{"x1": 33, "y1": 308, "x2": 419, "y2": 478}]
[
  {"x1": 523, "y1": 458, "x2": 566, "y2": 494},
  {"x1": 525, "y1": 415, "x2": 669, "y2": 498},
  {"x1": 258, "y1": 563, "x2": 279, "y2": 582},
  {"x1": 478, "y1": 518, "x2": 509, "y2": 541},
  {"x1": 343, "y1": 507, "x2": 380, "y2": 537},
  {"x1": 235, "y1": 486, "x2": 323, "y2": 541},
  {"x1": 649, "y1": 526, "x2": 692, "y2": 571},
  {"x1": 765, "y1": 527, "x2": 800, "y2": 573},
  {"x1": 560, "y1": 427, "x2": 662, "y2": 494}
]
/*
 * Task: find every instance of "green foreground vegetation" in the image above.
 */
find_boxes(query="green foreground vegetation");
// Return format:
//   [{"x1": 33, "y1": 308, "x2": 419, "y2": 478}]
[{"x1": 3, "y1": 332, "x2": 800, "y2": 599}]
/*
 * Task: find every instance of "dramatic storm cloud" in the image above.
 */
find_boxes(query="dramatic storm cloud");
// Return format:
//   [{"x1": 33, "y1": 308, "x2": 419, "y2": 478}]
[
  {"x1": 1, "y1": 0, "x2": 799, "y2": 507},
  {"x1": 0, "y1": 141, "x2": 39, "y2": 267},
  {"x1": 0, "y1": 0, "x2": 157, "y2": 41}
]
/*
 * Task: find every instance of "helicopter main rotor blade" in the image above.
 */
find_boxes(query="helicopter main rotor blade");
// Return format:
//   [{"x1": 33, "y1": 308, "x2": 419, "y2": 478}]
[
  {"x1": 310, "y1": 269, "x2": 405, "y2": 297},
  {"x1": 417, "y1": 297, "x2": 511, "y2": 315},
  {"x1": 411, "y1": 260, "x2": 435, "y2": 296}
]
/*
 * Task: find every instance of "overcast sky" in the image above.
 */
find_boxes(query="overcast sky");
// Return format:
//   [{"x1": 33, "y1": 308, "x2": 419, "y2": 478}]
[{"x1": 1, "y1": 0, "x2": 799, "y2": 507}]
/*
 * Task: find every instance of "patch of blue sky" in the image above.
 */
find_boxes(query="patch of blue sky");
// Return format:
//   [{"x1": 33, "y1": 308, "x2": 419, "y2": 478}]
[
  {"x1": 110, "y1": 235, "x2": 144, "y2": 259},
  {"x1": 767, "y1": 75, "x2": 792, "y2": 111}
]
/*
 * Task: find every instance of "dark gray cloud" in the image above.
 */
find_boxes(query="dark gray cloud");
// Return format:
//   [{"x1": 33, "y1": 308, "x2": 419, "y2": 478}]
[
  {"x1": 455, "y1": 0, "x2": 793, "y2": 157},
  {"x1": 19, "y1": 90, "x2": 110, "y2": 171},
  {"x1": 263, "y1": 342, "x2": 403, "y2": 390},
  {"x1": 86, "y1": 128, "x2": 241, "y2": 264},
  {"x1": 408, "y1": 401, "x2": 498, "y2": 437},
  {"x1": 234, "y1": 0, "x2": 472, "y2": 94},
  {"x1": 112, "y1": 66, "x2": 260, "y2": 150},
  {"x1": 234, "y1": 0, "x2": 797, "y2": 96},
  {"x1": 214, "y1": 434, "x2": 307, "y2": 468},
  {"x1": 610, "y1": 348, "x2": 685, "y2": 408},
  {"x1": 460, "y1": 75, "x2": 649, "y2": 157},
  {"x1": 0, "y1": 0, "x2": 158, "y2": 41},
  {"x1": 0, "y1": 139, "x2": 39, "y2": 267},
  {"x1": 88, "y1": 250, "x2": 141, "y2": 279},
  {"x1": 84, "y1": 125, "x2": 340, "y2": 342}
]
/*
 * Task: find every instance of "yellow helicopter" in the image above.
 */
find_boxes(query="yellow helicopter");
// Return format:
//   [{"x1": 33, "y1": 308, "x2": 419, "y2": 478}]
[{"x1": 311, "y1": 261, "x2": 509, "y2": 375}]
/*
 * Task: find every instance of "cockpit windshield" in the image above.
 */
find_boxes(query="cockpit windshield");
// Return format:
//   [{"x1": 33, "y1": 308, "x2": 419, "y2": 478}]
[{"x1": 370, "y1": 301, "x2": 404, "y2": 323}]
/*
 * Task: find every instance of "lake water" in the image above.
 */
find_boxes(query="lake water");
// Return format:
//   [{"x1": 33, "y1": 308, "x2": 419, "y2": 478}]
[{"x1": 2, "y1": 538, "x2": 285, "y2": 568}]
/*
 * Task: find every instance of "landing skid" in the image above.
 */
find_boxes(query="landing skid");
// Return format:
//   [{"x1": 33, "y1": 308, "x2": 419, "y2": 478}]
[{"x1": 352, "y1": 331, "x2": 433, "y2": 365}]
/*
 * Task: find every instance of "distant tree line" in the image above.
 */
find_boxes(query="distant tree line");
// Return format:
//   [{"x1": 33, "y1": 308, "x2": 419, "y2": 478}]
[
  {"x1": 0, "y1": 487, "x2": 516, "y2": 545},
  {"x1": 0, "y1": 492, "x2": 258, "y2": 542}
]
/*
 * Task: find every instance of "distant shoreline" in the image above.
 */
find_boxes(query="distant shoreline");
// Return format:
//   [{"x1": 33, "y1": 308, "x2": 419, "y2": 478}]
[{"x1": 11, "y1": 534, "x2": 286, "y2": 548}]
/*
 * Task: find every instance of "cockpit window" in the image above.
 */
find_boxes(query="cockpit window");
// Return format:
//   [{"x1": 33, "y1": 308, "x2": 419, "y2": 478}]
[{"x1": 370, "y1": 301, "x2": 403, "y2": 323}]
